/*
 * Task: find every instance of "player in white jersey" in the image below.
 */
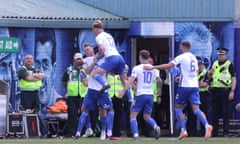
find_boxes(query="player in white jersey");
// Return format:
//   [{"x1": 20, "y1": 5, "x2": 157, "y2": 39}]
[
  {"x1": 144, "y1": 41, "x2": 213, "y2": 141},
  {"x1": 119, "y1": 50, "x2": 161, "y2": 140},
  {"x1": 78, "y1": 43, "x2": 97, "y2": 138},
  {"x1": 75, "y1": 54, "x2": 114, "y2": 140},
  {"x1": 91, "y1": 20, "x2": 126, "y2": 93}
]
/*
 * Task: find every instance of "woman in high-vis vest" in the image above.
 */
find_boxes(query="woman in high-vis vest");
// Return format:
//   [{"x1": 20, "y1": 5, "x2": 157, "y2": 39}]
[
  {"x1": 18, "y1": 54, "x2": 45, "y2": 112},
  {"x1": 61, "y1": 53, "x2": 87, "y2": 137}
]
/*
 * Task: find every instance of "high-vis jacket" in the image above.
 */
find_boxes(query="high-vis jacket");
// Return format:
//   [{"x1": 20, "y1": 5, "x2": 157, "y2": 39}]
[
  {"x1": 108, "y1": 74, "x2": 133, "y2": 101},
  {"x1": 108, "y1": 75, "x2": 123, "y2": 98},
  {"x1": 211, "y1": 60, "x2": 232, "y2": 88},
  {"x1": 198, "y1": 70, "x2": 208, "y2": 92},
  {"x1": 19, "y1": 66, "x2": 42, "y2": 91},
  {"x1": 152, "y1": 78, "x2": 158, "y2": 102},
  {"x1": 66, "y1": 66, "x2": 87, "y2": 97}
]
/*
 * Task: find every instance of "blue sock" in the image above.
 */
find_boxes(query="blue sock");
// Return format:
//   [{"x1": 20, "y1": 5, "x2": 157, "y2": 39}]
[
  {"x1": 101, "y1": 115, "x2": 107, "y2": 132},
  {"x1": 130, "y1": 118, "x2": 138, "y2": 135},
  {"x1": 94, "y1": 74, "x2": 107, "y2": 86},
  {"x1": 193, "y1": 109, "x2": 208, "y2": 126},
  {"x1": 146, "y1": 117, "x2": 157, "y2": 128},
  {"x1": 77, "y1": 112, "x2": 88, "y2": 132},
  {"x1": 107, "y1": 110, "x2": 114, "y2": 131},
  {"x1": 175, "y1": 108, "x2": 185, "y2": 130},
  {"x1": 85, "y1": 114, "x2": 91, "y2": 129}
]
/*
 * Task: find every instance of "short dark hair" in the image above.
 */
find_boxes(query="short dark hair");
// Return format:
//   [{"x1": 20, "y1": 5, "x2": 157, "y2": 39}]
[
  {"x1": 181, "y1": 41, "x2": 191, "y2": 49},
  {"x1": 83, "y1": 43, "x2": 93, "y2": 48},
  {"x1": 139, "y1": 50, "x2": 150, "y2": 60}
]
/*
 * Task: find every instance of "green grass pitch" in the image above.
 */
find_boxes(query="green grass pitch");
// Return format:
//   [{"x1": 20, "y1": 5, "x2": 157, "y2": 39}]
[{"x1": 0, "y1": 137, "x2": 240, "y2": 144}]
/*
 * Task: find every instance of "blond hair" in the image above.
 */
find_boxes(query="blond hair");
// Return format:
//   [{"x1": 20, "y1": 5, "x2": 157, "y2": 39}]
[{"x1": 92, "y1": 20, "x2": 104, "y2": 29}]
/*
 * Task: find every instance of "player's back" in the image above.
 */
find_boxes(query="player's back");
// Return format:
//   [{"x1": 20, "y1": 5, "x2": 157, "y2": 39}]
[
  {"x1": 174, "y1": 52, "x2": 198, "y2": 87},
  {"x1": 96, "y1": 32, "x2": 119, "y2": 57},
  {"x1": 132, "y1": 64, "x2": 159, "y2": 96}
]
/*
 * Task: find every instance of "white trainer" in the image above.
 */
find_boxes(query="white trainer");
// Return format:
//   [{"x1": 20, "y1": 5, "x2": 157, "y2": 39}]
[
  {"x1": 178, "y1": 130, "x2": 188, "y2": 140},
  {"x1": 100, "y1": 131, "x2": 106, "y2": 140}
]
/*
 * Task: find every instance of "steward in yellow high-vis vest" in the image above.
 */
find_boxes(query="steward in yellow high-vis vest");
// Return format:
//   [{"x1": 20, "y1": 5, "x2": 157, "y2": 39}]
[
  {"x1": 197, "y1": 56, "x2": 210, "y2": 136},
  {"x1": 152, "y1": 78, "x2": 161, "y2": 102},
  {"x1": 198, "y1": 69, "x2": 208, "y2": 92},
  {"x1": 108, "y1": 74, "x2": 133, "y2": 100},
  {"x1": 207, "y1": 47, "x2": 236, "y2": 137},
  {"x1": 64, "y1": 66, "x2": 87, "y2": 97},
  {"x1": 152, "y1": 70, "x2": 163, "y2": 130},
  {"x1": 19, "y1": 66, "x2": 43, "y2": 91},
  {"x1": 61, "y1": 52, "x2": 88, "y2": 137},
  {"x1": 107, "y1": 68, "x2": 133, "y2": 137},
  {"x1": 17, "y1": 55, "x2": 45, "y2": 112},
  {"x1": 159, "y1": 69, "x2": 170, "y2": 128}
]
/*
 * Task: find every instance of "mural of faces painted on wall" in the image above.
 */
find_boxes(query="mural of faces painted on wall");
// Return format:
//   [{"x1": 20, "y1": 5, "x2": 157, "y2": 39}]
[
  {"x1": 108, "y1": 30, "x2": 128, "y2": 55},
  {"x1": 0, "y1": 28, "x2": 19, "y2": 111},
  {"x1": 53, "y1": 29, "x2": 80, "y2": 97},
  {"x1": 34, "y1": 29, "x2": 61, "y2": 107},
  {"x1": 78, "y1": 30, "x2": 97, "y2": 56},
  {"x1": 204, "y1": 22, "x2": 234, "y2": 62},
  {"x1": 8, "y1": 28, "x2": 36, "y2": 110},
  {"x1": 175, "y1": 23, "x2": 213, "y2": 68},
  {"x1": 174, "y1": 22, "x2": 234, "y2": 68},
  {"x1": 78, "y1": 29, "x2": 128, "y2": 57},
  {"x1": 0, "y1": 28, "x2": 11, "y2": 83}
]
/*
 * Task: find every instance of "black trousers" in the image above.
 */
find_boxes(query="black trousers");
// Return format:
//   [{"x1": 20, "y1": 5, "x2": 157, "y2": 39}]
[
  {"x1": 199, "y1": 91, "x2": 210, "y2": 136},
  {"x1": 20, "y1": 90, "x2": 40, "y2": 111},
  {"x1": 112, "y1": 96, "x2": 131, "y2": 137},
  {"x1": 161, "y1": 84, "x2": 170, "y2": 129},
  {"x1": 211, "y1": 88, "x2": 233, "y2": 137},
  {"x1": 89, "y1": 106, "x2": 100, "y2": 136},
  {"x1": 65, "y1": 96, "x2": 82, "y2": 136}
]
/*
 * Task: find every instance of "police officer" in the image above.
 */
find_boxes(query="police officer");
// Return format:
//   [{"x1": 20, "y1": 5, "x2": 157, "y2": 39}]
[
  {"x1": 18, "y1": 54, "x2": 45, "y2": 112},
  {"x1": 61, "y1": 53, "x2": 88, "y2": 137},
  {"x1": 208, "y1": 47, "x2": 237, "y2": 137}
]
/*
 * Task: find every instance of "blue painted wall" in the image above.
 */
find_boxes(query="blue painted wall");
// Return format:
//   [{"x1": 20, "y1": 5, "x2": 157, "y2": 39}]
[{"x1": 1, "y1": 21, "x2": 239, "y2": 119}]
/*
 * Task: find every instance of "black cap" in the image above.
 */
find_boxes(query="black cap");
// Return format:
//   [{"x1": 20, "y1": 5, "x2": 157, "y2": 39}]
[
  {"x1": 196, "y1": 56, "x2": 204, "y2": 64},
  {"x1": 217, "y1": 47, "x2": 228, "y2": 55}
]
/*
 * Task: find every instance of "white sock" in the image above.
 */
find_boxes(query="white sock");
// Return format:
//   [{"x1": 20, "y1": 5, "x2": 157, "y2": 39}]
[
  {"x1": 107, "y1": 130, "x2": 112, "y2": 137},
  {"x1": 76, "y1": 131, "x2": 81, "y2": 136}
]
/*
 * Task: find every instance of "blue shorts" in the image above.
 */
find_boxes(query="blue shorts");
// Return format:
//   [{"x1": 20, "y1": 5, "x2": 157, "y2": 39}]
[
  {"x1": 100, "y1": 55, "x2": 125, "y2": 75},
  {"x1": 83, "y1": 88, "x2": 113, "y2": 111},
  {"x1": 131, "y1": 94, "x2": 153, "y2": 114},
  {"x1": 175, "y1": 87, "x2": 201, "y2": 105}
]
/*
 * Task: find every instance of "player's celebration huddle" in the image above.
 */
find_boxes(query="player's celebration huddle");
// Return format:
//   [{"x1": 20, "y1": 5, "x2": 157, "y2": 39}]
[
  {"x1": 55, "y1": 20, "x2": 233, "y2": 141},
  {"x1": 6, "y1": 19, "x2": 239, "y2": 142}
]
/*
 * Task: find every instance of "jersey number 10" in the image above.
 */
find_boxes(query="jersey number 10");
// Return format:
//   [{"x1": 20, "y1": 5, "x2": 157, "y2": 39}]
[{"x1": 143, "y1": 71, "x2": 152, "y2": 84}]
